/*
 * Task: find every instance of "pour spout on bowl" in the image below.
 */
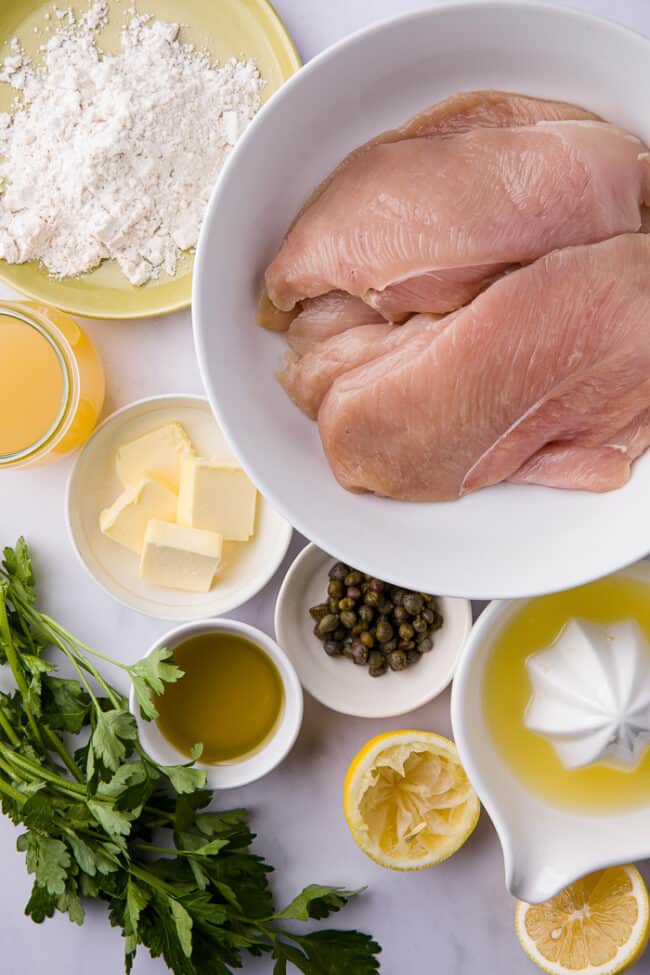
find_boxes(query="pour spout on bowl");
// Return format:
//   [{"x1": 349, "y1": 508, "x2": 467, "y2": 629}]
[{"x1": 505, "y1": 844, "x2": 581, "y2": 904}]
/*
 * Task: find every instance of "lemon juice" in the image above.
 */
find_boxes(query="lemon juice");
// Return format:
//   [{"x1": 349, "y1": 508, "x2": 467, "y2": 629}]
[{"x1": 482, "y1": 574, "x2": 650, "y2": 813}]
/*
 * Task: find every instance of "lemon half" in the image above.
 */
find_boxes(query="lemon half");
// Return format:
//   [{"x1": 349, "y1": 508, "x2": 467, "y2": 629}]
[
  {"x1": 343, "y1": 730, "x2": 480, "y2": 870},
  {"x1": 516, "y1": 865, "x2": 650, "y2": 975}
]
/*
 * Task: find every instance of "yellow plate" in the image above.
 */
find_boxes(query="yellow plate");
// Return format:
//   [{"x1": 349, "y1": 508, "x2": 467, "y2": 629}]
[{"x1": 0, "y1": 0, "x2": 300, "y2": 319}]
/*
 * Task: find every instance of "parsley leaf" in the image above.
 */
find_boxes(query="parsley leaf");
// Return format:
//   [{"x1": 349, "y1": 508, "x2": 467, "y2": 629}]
[
  {"x1": 278, "y1": 930, "x2": 382, "y2": 974},
  {"x1": 274, "y1": 885, "x2": 365, "y2": 922},
  {"x1": 124, "y1": 879, "x2": 150, "y2": 958},
  {"x1": 87, "y1": 800, "x2": 134, "y2": 837},
  {"x1": 19, "y1": 832, "x2": 70, "y2": 896},
  {"x1": 24, "y1": 882, "x2": 57, "y2": 924},
  {"x1": 131, "y1": 646, "x2": 184, "y2": 720},
  {"x1": 41, "y1": 676, "x2": 90, "y2": 733},
  {"x1": 2, "y1": 537, "x2": 35, "y2": 604},
  {"x1": 163, "y1": 763, "x2": 207, "y2": 795},
  {"x1": 88, "y1": 709, "x2": 137, "y2": 775}
]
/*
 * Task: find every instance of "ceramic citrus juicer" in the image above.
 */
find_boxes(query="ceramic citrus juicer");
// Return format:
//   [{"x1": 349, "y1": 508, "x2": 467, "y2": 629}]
[{"x1": 451, "y1": 559, "x2": 650, "y2": 904}]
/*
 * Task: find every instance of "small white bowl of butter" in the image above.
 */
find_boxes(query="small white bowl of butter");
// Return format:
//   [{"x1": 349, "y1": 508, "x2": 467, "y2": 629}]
[{"x1": 67, "y1": 394, "x2": 292, "y2": 619}]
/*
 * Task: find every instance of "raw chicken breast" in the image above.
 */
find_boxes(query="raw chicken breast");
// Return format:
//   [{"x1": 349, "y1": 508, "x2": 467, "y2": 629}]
[
  {"x1": 318, "y1": 235, "x2": 650, "y2": 501},
  {"x1": 297, "y1": 89, "x2": 600, "y2": 226},
  {"x1": 260, "y1": 90, "x2": 598, "y2": 329},
  {"x1": 278, "y1": 314, "x2": 443, "y2": 418},
  {"x1": 266, "y1": 121, "x2": 649, "y2": 317},
  {"x1": 285, "y1": 292, "x2": 385, "y2": 355},
  {"x1": 510, "y1": 408, "x2": 650, "y2": 491}
]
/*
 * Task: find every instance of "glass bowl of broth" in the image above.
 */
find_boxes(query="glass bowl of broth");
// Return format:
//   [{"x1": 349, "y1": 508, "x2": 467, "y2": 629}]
[
  {"x1": 130, "y1": 619, "x2": 303, "y2": 788},
  {"x1": 0, "y1": 301, "x2": 104, "y2": 469}
]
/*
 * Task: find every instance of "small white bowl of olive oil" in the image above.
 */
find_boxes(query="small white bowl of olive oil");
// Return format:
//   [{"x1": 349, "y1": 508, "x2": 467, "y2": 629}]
[{"x1": 130, "y1": 619, "x2": 303, "y2": 789}]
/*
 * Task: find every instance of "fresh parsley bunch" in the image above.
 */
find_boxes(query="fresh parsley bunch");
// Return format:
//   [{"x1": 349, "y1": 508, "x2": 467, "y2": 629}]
[{"x1": 0, "y1": 539, "x2": 381, "y2": 974}]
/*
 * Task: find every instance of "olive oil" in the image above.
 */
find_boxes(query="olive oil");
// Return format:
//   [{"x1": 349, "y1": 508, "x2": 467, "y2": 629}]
[
  {"x1": 155, "y1": 632, "x2": 284, "y2": 763},
  {"x1": 482, "y1": 575, "x2": 650, "y2": 813}
]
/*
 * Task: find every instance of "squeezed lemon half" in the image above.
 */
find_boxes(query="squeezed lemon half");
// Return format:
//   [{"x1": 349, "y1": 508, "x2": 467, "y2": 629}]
[
  {"x1": 516, "y1": 865, "x2": 650, "y2": 975},
  {"x1": 343, "y1": 730, "x2": 480, "y2": 870}
]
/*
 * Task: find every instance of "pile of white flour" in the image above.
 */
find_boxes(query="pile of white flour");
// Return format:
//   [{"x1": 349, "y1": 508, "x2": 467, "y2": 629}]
[{"x1": 0, "y1": 2, "x2": 264, "y2": 284}]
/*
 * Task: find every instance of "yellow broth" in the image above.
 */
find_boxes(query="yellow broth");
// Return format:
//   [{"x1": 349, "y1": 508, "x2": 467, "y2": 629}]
[{"x1": 155, "y1": 632, "x2": 284, "y2": 763}]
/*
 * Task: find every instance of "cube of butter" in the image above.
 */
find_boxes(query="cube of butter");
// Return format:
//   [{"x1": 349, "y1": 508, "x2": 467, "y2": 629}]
[
  {"x1": 140, "y1": 520, "x2": 223, "y2": 592},
  {"x1": 99, "y1": 477, "x2": 177, "y2": 554},
  {"x1": 177, "y1": 458, "x2": 257, "y2": 541},
  {"x1": 115, "y1": 422, "x2": 194, "y2": 492}
]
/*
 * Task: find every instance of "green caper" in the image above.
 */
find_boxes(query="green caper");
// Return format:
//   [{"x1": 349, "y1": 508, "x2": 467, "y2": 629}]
[
  {"x1": 351, "y1": 641, "x2": 369, "y2": 665},
  {"x1": 327, "y1": 579, "x2": 344, "y2": 599},
  {"x1": 368, "y1": 650, "x2": 387, "y2": 677},
  {"x1": 328, "y1": 562, "x2": 349, "y2": 582},
  {"x1": 398, "y1": 622, "x2": 414, "y2": 641},
  {"x1": 412, "y1": 616, "x2": 428, "y2": 634},
  {"x1": 359, "y1": 605, "x2": 374, "y2": 625},
  {"x1": 387, "y1": 649, "x2": 408, "y2": 671},
  {"x1": 375, "y1": 619, "x2": 394, "y2": 644},
  {"x1": 313, "y1": 567, "x2": 443, "y2": 679},
  {"x1": 323, "y1": 640, "x2": 342, "y2": 657},
  {"x1": 403, "y1": 593, "x2": 424, "y2": 616},
  {"x1": 345, "y1": 570, "x2": 363, "y2": 586},
  {"x1": 317, "y1": 614, "x2": 339, "y2": 636}
]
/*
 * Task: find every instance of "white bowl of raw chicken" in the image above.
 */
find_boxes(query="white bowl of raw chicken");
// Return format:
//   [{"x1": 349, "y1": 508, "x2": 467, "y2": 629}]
[{"x1": 193, "y1": 1, "x2": 650, "y2": 599}]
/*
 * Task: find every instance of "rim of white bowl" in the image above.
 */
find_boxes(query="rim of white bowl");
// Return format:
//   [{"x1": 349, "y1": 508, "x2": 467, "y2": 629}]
[
  {"x1": 65, "y1": 394, "x2": 293, "y2": 620},
  {"x1": 193, "y1": 1, "x2": 650, "y2": 600},
  {"x1": 274, "y1": 542, "x2": 473, "y2": 717},
  {"x1": 129, "y1": 618, "x2": 304, "y2": 789}
]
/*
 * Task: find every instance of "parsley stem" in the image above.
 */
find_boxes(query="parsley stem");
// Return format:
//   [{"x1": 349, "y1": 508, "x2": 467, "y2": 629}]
[
  {"x1": 54, "y1": 642, "x2": 102, "y2": 710},
  {"x1": 0, "y1": 743, "x2": 114, "y2": 803},
  {"x1": 0, "y1": 751, "x2": 30, "y2": 785},
  {"x1": 42, "y1": 727, "x2": 84, "y2": 783},
  {"x1": 0, "y1": 774, "x2": 24, "y2": 805},
  {"x1": 0, "y1": 705, "x2": 20, "y2": 747},
  {"x1": 40, "y1": 615, "x2": 131, "y2": 673},
  {"x1": 134, "y1": 843, "x2": 204, "y2": 858},
  {"x1": 35, "y1": 614, "x2": 125, "y2": 705},
  {"x1": 0, "y1": 588, "x2": 45, "y2": 750}
]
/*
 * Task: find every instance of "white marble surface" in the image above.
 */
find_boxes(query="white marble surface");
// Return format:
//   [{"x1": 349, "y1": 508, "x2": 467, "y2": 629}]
[{"x1": 2, "y1": 0, "x2": 650, "y2": 972}]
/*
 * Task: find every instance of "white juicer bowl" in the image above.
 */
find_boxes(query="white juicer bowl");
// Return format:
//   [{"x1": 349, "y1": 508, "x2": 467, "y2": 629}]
[{"x1": 451, "y1": 560, "x2": 650, "y2": 903}]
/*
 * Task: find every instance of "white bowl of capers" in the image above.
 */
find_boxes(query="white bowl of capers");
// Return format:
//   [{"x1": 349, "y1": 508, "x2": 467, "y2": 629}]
[{"x1": 274, "y1": 543, "x2": 473, "y2": 718}]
